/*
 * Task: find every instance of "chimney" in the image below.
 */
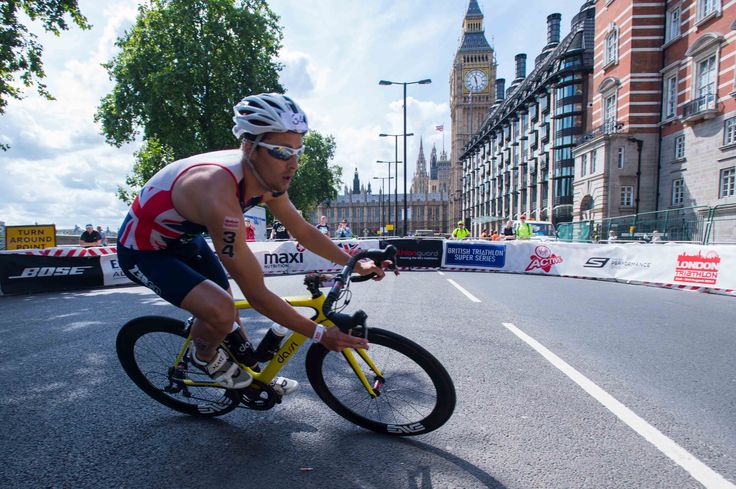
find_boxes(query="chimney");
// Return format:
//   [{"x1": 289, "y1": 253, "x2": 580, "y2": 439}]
[
  {"x1": 495, "y1": 78, "x2": 506, "y2": 101},
  {"x1": 546, "y1": 13, "x2": 561, "y2": 46},
  {"x1": 515, "y1": 54, "x2": 527, "y2": 80}
]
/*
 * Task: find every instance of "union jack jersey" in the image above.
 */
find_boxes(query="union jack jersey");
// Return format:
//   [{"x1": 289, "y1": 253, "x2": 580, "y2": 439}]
[{"x1": 118, "y1": 150, "x2": 258, "y2": 251}]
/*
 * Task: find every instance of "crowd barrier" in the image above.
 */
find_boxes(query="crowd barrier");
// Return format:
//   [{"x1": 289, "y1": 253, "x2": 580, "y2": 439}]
[{"x1": 0, "y1": 239, "x2": 734, "y2": 296}]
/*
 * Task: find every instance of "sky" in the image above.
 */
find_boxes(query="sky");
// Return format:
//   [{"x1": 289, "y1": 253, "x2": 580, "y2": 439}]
[{"x1": 0, "y1": 0, "x2": 585, "y2": 229}]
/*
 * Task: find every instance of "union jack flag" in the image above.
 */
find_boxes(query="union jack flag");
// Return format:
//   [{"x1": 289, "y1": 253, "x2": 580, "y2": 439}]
[{"x1": 435, "y1": 124, "x2": 444, "y2": 132}]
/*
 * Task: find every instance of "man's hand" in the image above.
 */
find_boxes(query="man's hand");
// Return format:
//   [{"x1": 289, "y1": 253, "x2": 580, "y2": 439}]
[
  {"x1": 320, "y1": 326, "x2": 369, "y2": 352},
  {"x1": 353, "y1": 259, "x2": 398, "y2": 281}
]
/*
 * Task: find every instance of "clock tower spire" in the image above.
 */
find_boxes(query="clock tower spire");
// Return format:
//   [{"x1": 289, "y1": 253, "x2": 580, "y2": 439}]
[{"x1": 448, "y1": 0, "x2": 496, "y2": 224}]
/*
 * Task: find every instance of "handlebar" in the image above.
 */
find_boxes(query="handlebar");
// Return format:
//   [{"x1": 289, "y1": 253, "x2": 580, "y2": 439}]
[{"x1": 321, "y1": 245, "x2": 397, "y2": 333}]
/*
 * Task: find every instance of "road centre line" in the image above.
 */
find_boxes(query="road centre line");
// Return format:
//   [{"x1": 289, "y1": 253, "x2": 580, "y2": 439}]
[
  {"x1": 447, "y1": 279, "x2": 481, "y2": 302},
  {"x1": 502, "y1": 322, "x2": 735, "y2": 489},
  {"x1": 437, "y1": 271, "x2": 445, "y2": 275}
]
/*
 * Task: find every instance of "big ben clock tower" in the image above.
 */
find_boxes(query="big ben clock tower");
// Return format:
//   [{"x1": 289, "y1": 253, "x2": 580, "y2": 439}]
[{"x1": 449, "y1": 0, "x2": 496, "y2": 223}]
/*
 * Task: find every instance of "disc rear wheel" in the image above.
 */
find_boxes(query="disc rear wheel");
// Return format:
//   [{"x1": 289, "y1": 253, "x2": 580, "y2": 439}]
[{"x1": 116, "y1": 316, "x2": 238, "y2": 417}]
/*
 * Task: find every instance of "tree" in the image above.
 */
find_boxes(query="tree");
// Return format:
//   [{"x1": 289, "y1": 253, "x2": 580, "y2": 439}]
[
  {"x1": 0, "y1": 0, "x2": 90, "y2": 149},
  {"x1": 96, "y1": 0, "x2": 284, "y2": 196},
  {"x1": 287, "y1": 131, "x2": 343, "y2": 218},
  {"x1": 116, "y1": 137, "x2": 175, "y2": 205}
]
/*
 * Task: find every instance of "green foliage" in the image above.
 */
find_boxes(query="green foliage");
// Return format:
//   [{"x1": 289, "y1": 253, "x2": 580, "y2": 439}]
[
  {"x1": 287, "y1": 131, "x2": 342, "y2": 217},
  {"x1": 96, "y1": 0, "x2": 284, "y2": 174},
  {"x1": 0, "y1": 0, "x2": 90, "y2": 149},
  {"x1": 116, "y1": 137, "x2": 175, "y2": 205}
]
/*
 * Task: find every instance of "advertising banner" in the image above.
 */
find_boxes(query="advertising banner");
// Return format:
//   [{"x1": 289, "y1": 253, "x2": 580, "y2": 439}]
[
  {"x1": 385, "y1": 238, "x2": 443, "y2": 268},
  {"x1": 4, "y1": 225, "x2": 56, "y2": 250},
  {"x1": 100, "y1": 254, "x2": 134, "y2": 287},
  {"x1": 0, "y1": 253, "x2": 102, "y2": 294},
  {"x1": 248, "y1": 239, "x2": 380, "y2": 275},
  {"x1": 443, "y1": 241, "x2": 506, "y2": 269}
]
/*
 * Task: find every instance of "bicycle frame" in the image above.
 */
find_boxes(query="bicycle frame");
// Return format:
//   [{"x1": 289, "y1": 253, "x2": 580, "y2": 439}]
[{"x1": 171, "y1": 290, "x2": 383, "y2": 398}]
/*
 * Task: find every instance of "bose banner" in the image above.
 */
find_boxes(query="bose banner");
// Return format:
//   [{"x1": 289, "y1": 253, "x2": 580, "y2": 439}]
[{"x1": 0, "y1": 253, "x2": 103, "y2": 294}]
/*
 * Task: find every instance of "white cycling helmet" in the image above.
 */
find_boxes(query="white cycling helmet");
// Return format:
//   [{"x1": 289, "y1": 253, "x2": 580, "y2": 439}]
[{"x1": 232, "y1": 93, "x2": 309, "y2": 139}]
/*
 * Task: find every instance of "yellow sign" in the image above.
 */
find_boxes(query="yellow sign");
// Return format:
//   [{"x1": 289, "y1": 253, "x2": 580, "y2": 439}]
[
  {"x1": 5, "y1": 225, "x2": 56, "y2": 250},
  {"x1": 386, "y1": 224, "x2": 394, "y2": 231}
]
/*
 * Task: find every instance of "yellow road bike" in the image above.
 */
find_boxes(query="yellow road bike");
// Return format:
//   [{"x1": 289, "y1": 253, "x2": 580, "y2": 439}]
[{"x1": 116, "y1": 246, "x2": 456, "y2": 436}]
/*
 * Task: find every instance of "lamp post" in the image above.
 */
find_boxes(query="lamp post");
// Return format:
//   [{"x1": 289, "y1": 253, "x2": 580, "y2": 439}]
[
  {"x1": 378, "y1": 134, "x2": 412, "y2": 235},
  {"x1": 379, "y1": 78, "x2": 431, "y2": 236},
  {"x1": 373, "y1": 176, "x2": 393, "y2": 235},
  {"x1": 376, "y1": 159, "x2": 399, "y2": 235}
]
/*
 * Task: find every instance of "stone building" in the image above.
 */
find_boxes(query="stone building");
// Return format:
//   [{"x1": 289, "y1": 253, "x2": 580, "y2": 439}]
[{"x1": 459, "y1": 2, "x2": 596, "y2": 236}]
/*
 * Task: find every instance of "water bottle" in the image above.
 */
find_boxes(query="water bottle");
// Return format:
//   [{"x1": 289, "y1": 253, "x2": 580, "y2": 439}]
[{"x1": 254, "y1": 323, "x2": 289, "y2": 362}]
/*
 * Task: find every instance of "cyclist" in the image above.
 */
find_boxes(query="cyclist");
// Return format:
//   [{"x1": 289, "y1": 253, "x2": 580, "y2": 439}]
[
  {"x1": 451, "y1": 221, "x2": 470, "y2": 240},
  {"x1": 116, "y1": 93, "x2": 388, "y2": 394}
]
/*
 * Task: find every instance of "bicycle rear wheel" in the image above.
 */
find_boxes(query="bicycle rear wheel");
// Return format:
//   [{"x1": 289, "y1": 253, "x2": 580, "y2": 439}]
[
  {"x1": 305, "y1": 328, "x2": 455, "y2": 436},
  {"x1": 116, "y1": 316, "x2": 238, "y2": 417}
]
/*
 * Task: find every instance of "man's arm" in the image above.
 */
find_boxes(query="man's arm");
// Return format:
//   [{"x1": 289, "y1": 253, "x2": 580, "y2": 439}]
[
  {"x1": 175, "y1": 170, "x2": 367, "y2": 351},
  {"x1": 268, "y1": 195, "x2": 385, "y2": 277}
]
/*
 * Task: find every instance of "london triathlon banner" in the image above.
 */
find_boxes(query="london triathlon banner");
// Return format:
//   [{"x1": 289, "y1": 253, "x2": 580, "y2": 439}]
[{"x1": 1, "y1": 240, "x2": 734, "y2": 295}]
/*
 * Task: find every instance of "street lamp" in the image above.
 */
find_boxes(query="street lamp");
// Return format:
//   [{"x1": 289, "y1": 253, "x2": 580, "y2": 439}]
[
  {"x1": 373, "y1": 176, "x2": 393, "y2": 235},
  {"x1": 376, "y1": 160, "x2": 401, "y2": 235},
  {"x1": 379, "y1": 78, "x2": 431, "y2": 236},
  {"x1": 379, "y1": 134, "x2": 411, "y2": 235}
]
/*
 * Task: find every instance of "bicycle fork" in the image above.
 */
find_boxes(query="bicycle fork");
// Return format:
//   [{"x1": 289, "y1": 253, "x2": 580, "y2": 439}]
[{"x1": 342, "y1": 348, "x2": 385, "y2": 398}]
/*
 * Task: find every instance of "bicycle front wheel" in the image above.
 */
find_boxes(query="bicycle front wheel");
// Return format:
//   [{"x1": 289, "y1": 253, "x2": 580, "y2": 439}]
[
  {"x1": 305, "y1": 328, "x2": 456, "y2": 436},
  {"x1": 116, "y1": 316, "x2": 238, "y2": 417}
]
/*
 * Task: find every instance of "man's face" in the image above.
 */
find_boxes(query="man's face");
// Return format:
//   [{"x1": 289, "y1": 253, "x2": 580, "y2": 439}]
[
  {"x1": 86, "y1": 226, "x2": 93, "y2": 232},
  {"x1": 250, "y1": 132, "x2": 303, "y2": 193}
]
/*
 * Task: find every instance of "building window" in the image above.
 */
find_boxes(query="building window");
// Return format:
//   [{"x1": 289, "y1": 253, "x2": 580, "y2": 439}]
[
  {"x1": 720, "y1": 167, "x2": 735, "y2": 198},
  {"x1": 695, "y1": 54, "x2": 717, "y2": 108},
  {"x1": 663, "y1": 74, "x2": 678, "y2": 120},
  {"x1": 591, "y1": 149, "x2": 597, "y2": 173},
  {"x1": 674, "y1": 135, "x2": 686, "y2": 160},
  {"x1": 581, "y1": 154, "x2": 587, "y2": 176},
  {"x1": 724, "y1": 117, "x2": 736, "y2": 146},
  {"x1": 603, "y1": 94, "x2": 617, "y2": 132},
  {"x1": 697, "y1": 0, "x2": 719, "y2": 21},
  {"x1": 665, "y1": 7, "x2": 681, "y2": 42},
  {"x1": 672, "y1": 178, "x2": 684, "y2": 205},
  {"x1": 621, "y1": 186, "x2": 634, "y2": 207},
  {"x1": 605, "y1": 27, "x2": 618, "y2": 66},
  {"x1": 617, "y1": 147, "x2": 624, "y2": 169}
]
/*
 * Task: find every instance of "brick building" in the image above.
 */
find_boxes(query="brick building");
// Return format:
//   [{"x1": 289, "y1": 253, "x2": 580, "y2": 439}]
[{"x1": 574, "y1": 0, "x2": 736, "y2": 238}]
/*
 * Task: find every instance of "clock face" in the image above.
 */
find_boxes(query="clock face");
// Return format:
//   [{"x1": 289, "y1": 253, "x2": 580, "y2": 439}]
[{"x1": 464, "y1": 69, "x2": 488, "y2": 92}]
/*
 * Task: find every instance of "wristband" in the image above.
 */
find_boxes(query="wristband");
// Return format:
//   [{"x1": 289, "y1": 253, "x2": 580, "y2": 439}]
[{"x1": 312, "y1": 324, "x2": 326, "y2": 343}]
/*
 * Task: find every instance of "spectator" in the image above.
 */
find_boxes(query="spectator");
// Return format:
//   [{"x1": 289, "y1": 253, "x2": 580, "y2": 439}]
[
  {"x1": 651, "y1": 230, "x2": 662, "y2": 243},
  {"x1": 244, "y1": 218, "x2": 256, "y2": 242},
  {"x1": 336, "y1": 219, "x2": 352, "y2": 239},
  {"x1": 480, "y1": 229, "x2": 489, "y2": 240},
  {"x1": 79, "y1": 224, "x2": 101, "y2": 247},
  {"x1": 607, "y1": 230, "x2": 618, "y2": 243},
  {"x1": 515, "y1": 214, "x2": 533, "y2": 240},
  {"x1": 491, "y1": 230, "x2": 500, "y2": 241},
  {"x1": 451, "y1": 221, "x2": 470, "y2": 240},
  {"x1": 270, "y1": 219, "x2": 291, "y2": 240},
  {"x1": 97, "y1": 225, "x2": 108, "y2": 246},
  {"x1": 502, "y1": 220, "x2": 515, "y2": 240},
  {"x1": 316, "y1": 215, "x2": 330, "y2": 237}
]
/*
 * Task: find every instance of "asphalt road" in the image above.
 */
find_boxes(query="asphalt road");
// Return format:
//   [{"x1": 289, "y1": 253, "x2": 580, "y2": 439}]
[{"x1": 0, "y1": 271, "x2": 734, "y2": 489}]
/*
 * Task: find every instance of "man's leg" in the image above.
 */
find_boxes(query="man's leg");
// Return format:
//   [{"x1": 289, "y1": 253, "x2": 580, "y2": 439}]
[{"x1": 180, "y1": 280, "x2": 235, "y2": 362}]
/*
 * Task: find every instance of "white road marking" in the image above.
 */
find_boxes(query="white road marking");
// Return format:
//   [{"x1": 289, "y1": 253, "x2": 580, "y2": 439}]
[
  {"x1": 447, "y1": 279, "x2": 481, "y2": 302},
  {"x1": 502, "y1": 322, "x2": 735, "y2": 489},
  {"x1": 437, "y1": 271, "x2": 445, "y2": 275}
]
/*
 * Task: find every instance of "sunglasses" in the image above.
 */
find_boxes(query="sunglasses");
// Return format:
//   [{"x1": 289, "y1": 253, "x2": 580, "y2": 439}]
[{"x1": 256, "y1": 142, "x2": 305, "y2": 161}]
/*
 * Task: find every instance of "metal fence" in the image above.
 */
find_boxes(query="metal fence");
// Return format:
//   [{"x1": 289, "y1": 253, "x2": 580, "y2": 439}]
[{"x1": 556, "y1": 204, "x2": 736, "y2": 244}]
